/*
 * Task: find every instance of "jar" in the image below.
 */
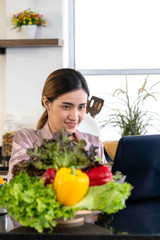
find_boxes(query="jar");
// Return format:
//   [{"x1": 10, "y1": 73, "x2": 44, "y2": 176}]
[{"x1": 2, "y1": 114, "x2": 16, "y2": 166}]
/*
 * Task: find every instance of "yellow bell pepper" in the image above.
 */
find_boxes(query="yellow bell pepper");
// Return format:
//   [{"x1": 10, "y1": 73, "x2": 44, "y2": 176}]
[
  {"x1": 53, "y1": 167, "x2": 89, "y2": 206},
  {"x1": 0, "y1": 176, "x2": 4, "y2": 184}
]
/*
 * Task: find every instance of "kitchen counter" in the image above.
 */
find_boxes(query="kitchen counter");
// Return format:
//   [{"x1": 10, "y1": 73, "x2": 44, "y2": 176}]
[
  {"x1": 0, "y1": 216, "x2": 159, "y2": 240},
  {"x1": 1, "y1": 204, "x2": 160, "y2": 240}
]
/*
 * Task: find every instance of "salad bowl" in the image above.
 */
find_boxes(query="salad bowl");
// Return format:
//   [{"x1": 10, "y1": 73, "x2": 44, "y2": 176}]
[{"x1": 56, "y1": 210, "x2": 101, "y2": 226}]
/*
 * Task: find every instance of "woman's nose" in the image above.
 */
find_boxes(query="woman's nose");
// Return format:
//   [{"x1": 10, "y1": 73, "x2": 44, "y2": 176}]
[{"x1": 69, "y1": 109, "x2": 78, "y2": 121}]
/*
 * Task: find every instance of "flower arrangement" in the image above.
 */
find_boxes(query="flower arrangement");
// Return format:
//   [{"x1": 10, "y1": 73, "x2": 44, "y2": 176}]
[
  {"x1": 11, "y1": 8, "x2": 47, "y2": 30},
  {"x1": 98, "y1": 76, "x2": 160, "y2": 136}
]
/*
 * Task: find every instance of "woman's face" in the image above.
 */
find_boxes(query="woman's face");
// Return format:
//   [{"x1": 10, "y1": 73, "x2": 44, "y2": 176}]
[{"x1": 43, "y1": 89, "x2": 88, "y2": 135}]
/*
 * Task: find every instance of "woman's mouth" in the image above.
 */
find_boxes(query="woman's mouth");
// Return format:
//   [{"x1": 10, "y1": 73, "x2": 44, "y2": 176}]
[{"x1": 65, "y1": 122, "x2": 78, "y2": 128}]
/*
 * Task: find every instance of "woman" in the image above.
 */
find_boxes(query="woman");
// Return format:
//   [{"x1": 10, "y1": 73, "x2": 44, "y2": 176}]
[{"x1": 7, "y1": 68, "x2": 106, "y2": 182}]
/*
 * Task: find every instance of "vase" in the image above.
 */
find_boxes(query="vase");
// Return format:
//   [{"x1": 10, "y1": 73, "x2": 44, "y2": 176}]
[{"x1": 21, "y1": 25, "x2": 37, "y2": 39}]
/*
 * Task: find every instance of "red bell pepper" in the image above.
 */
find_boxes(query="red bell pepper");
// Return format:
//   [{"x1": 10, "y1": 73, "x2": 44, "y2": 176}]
[
  {"x1": 84, "y1": 165, "x2": 113, "y2": 186},
  {"x1": 40, "y1": 168, "x2": 56, "y2": 186}
]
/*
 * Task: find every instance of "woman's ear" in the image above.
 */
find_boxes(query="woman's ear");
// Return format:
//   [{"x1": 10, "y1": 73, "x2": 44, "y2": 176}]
[{"x1": 42, "y1": 96, "x2": 50, "y2": 109}]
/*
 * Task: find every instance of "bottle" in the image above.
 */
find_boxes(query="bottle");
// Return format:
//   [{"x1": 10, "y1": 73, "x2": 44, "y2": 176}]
[{"x1": 2, "y1": 114, "x2": 16, "y2": 167}]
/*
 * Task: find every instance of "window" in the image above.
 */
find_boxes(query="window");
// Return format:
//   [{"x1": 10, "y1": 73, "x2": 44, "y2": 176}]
[
  {"x1": 69, "y1": 0, "x2": 160, "y2": 140},
  {"x1": 74, "y1": 0, "x2": 160, "y2": 73}
]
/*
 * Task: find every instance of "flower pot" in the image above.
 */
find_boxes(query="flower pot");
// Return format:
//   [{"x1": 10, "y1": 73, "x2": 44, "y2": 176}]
[{"x1": 21, "y1": 25, "x2": 37, "y2": 39}]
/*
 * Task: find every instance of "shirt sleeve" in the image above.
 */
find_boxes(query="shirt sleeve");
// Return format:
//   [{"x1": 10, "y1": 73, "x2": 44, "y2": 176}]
[
  {"x1": 7, "y1": 129, "x2": 36, "y2": 182},
  {"x1": 97, "y1": 138, "x2": 107, "y2": 164}
]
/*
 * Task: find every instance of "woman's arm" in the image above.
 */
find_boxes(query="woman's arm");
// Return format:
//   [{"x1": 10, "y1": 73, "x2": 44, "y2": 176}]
[{"x1": 7, "y1": 129, "x2": 37, "y2": 182}]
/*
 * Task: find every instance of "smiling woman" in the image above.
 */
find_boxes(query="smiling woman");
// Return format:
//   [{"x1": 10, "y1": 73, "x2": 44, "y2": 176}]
[
  {"x1": 7, "y1": 68, "x2": 107, "y2": 183},
  {"x1": 6, "y1": 68, "x2": 107, "y2": 229}
]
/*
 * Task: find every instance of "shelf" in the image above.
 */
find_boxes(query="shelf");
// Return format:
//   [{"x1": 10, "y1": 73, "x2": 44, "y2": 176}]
[{"x1": 0, "y1": 38, "x2": 64, "y2": 54}]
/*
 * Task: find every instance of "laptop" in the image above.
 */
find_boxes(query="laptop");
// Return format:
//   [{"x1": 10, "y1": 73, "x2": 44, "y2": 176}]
[
  {"x1": 111, "y1": 134, "x2": 160, "y2": 234},
  {"x1": 112, "y1": 134, "x2": 160, "y2": 201}
]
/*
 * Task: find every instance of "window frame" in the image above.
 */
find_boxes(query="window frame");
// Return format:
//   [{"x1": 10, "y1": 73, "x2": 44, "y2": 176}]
[{"x1": 68, "y1": 0, "x2": 160, "y2": 75}]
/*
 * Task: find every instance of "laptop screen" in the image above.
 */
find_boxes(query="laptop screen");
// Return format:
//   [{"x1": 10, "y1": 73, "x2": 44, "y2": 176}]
[{"x1": 112, "y1": 134, "x2": 160, "y2": 201}]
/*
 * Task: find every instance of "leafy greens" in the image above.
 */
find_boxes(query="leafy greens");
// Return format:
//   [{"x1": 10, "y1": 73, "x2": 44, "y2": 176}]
[
  {"x1": 0, "y1": 172, "x2": 132, "y2": 233},
  {"x1": 0, "y1": 172, "x2": 75, "y2": 233},
  {"x1": 12, "y1": 128, "x2": 100, "y2": 178},
  {"x1": 63, "y1": 181, "x2": 132, "y2": 214}
]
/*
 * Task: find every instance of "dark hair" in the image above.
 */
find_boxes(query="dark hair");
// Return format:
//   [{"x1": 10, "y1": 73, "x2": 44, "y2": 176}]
[{"x1": 37, "y1": 68, "x2": 90, "y2": 130}]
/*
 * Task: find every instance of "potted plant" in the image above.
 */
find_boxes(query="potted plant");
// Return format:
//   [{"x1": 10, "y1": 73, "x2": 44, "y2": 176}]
[
  {"x1": 99, "y1": 76, "x2": 160, "y2": 137},
  {"x1": 11, "y1": 8, "x2": 47, "y2": 38}
]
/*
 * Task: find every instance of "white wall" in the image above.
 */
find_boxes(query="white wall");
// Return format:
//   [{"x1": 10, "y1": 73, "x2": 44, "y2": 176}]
[
  {"x1": 0, "y1": 0, "x2": 67, "y2": 145},
  {"x1": 0, "y1": 0, "x2": 7, "y2": 144}
]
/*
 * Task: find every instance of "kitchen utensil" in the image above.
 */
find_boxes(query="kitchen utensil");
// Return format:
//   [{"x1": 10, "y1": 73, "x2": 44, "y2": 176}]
[{"x1": 87, "y1": 96, "x2": 104, "y2": 118}]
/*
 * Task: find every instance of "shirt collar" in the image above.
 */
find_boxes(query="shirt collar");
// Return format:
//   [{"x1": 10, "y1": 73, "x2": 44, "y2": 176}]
[
  {"x1": 40, "y1": 121, "x2": 53, "y2": 139},
  {"x1": 74, "y1": 129, "x2": 91, "y2": 150}
]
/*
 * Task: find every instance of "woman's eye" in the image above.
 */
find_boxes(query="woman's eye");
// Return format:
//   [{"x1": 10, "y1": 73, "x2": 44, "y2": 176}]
[
  {"x1": 63, "y1": 105, "x2": 70, "y2": 109},
  {"x1": 79, "y1": 105, "x2": 86, "y2": 110}
]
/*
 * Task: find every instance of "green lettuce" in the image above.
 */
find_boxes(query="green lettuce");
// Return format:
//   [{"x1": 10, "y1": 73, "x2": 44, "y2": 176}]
[
  {"x1": 12, "y1": 128, "x2": 100, "y2": 178},
  {"x1": 63, "y1": 181, "x2": 132, "y2": 214},
  {"x1": 0, "y1": 172, "x2": 75, "y2": 233}
]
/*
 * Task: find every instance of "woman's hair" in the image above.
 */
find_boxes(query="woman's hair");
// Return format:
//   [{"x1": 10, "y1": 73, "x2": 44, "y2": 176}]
[{"x1": 36, "y1": 68, "x2": 90, "y2": 130}]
